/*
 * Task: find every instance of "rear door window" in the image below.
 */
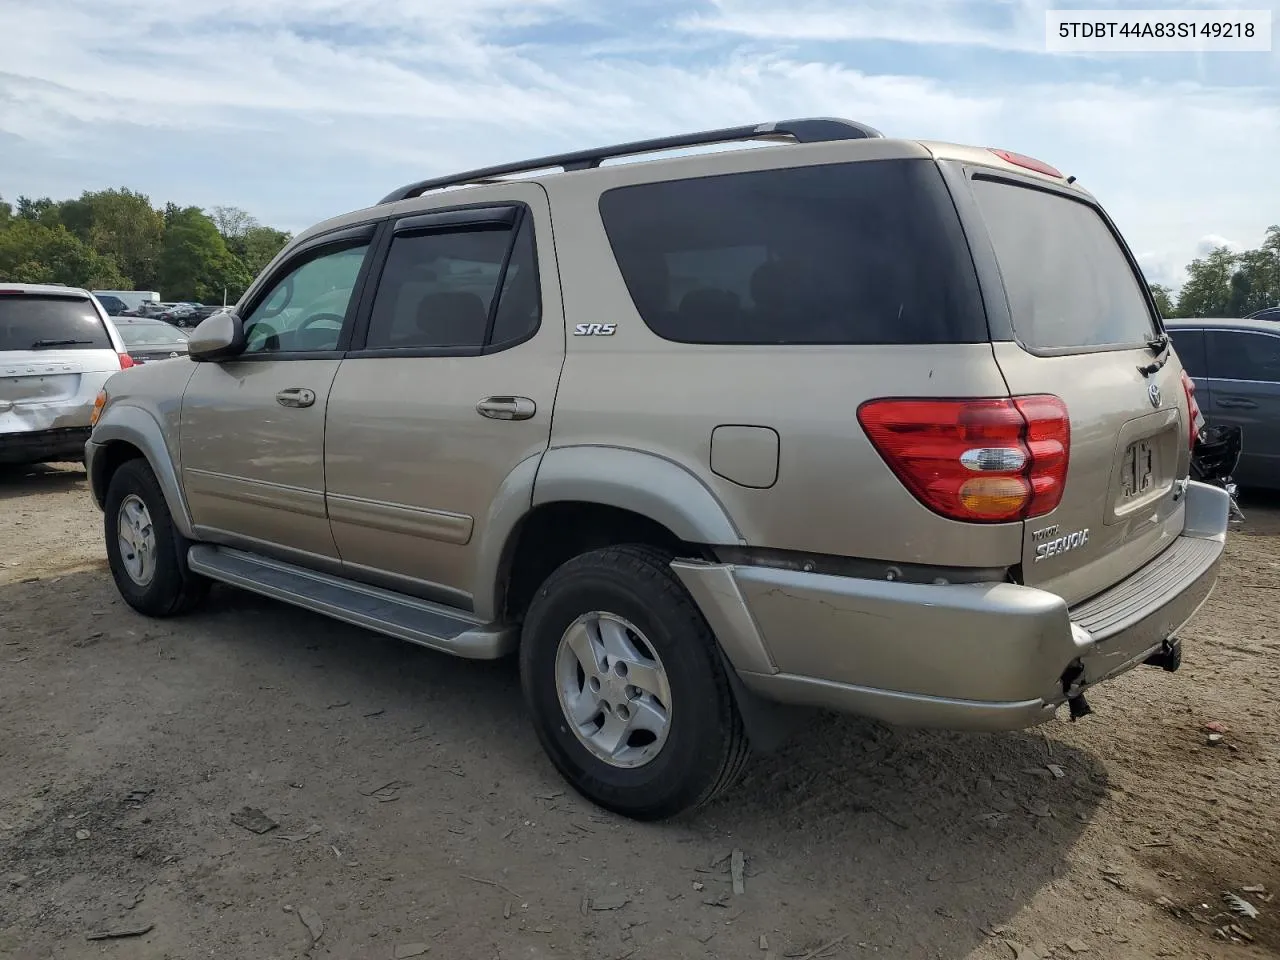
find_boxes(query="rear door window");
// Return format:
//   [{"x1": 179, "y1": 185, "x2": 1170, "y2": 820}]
[
  {"x1": 971, "y1": 178, "x2": 1156, "y2": 351},
  {"x1": 1169, "y1": 329, "x2": 1207, "y2": 377},
  {"x1": 597, "y1": 159, "x2": 987, "y2": 345},
  {"x1": 0, "y1": 295, "x2": 112, "y2": 351},
  {"x1": 364, "y1": 214, "x2": 540, "y2": 351},
  {"x1": 1206, "y1": 330, "x2": 1280, "y2": 383}
]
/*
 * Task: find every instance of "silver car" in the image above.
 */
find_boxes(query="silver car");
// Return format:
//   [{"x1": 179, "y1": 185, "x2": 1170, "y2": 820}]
[{"x1": 1, "y1": 284, "x2": 132, "y2": 465}]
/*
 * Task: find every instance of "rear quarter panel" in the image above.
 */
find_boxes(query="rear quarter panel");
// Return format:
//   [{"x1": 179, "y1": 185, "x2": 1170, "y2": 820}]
[{"x1": 540, "y1": 146, "x2": 1023, "y2": 568}]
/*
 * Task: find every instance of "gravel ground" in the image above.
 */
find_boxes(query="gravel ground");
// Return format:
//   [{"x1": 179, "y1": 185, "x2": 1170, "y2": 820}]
[{"x1": 1, "y1": 463, "x2": 1277, "y2": 960}]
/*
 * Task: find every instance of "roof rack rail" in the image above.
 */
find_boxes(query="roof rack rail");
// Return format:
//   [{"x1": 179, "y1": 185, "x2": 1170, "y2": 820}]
[{"x1": 377, "y1": 117, "x2": 883, "y2": 205}]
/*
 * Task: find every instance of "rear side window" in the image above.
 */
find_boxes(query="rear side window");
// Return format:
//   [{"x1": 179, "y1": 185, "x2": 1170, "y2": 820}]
[
  {"x1": 364, "y1": 215, "x2": 540, "y2": 351},
  {"x1": 1169, "y1": 329, "x2": 1207, "y2": 377},
  {"x1": 597, "y1": 159, "x2": 987, "y2": 345},
  {"x1": 1206, "y1": 330, "x2": 1280, "y2": 383},
  {"x1": 971, "y1": 178, "x2": 1156, "y2": 351},
  {"x1": 0, "y1": 295, "x2": 111, "y2": 351}
]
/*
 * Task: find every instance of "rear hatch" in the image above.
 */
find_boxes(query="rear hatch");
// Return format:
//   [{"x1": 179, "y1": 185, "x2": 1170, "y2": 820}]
[
  {"x1": 965, "y1": 171, "x2": 1192, "y2": 606},
  {"x1": 1, "y1": 293, "x2": 121, "y2": 432}
]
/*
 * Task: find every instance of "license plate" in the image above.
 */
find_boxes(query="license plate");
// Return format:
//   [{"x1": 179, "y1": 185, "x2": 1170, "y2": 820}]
[{"x1": 1120, "y1": 439, "x2": 1155, "y2": 499}]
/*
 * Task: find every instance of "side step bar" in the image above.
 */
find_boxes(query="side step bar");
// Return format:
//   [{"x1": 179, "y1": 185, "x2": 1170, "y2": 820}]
[{"x1": 187, "y1": 545, "x2": 516, "y2": 659}]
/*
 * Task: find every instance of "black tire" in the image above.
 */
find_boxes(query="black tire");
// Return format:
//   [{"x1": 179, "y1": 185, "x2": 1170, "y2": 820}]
[
  {"x1": 104, "y1": 458, "x2": 209, "y2": 617},
  {"x1": 519, "y1": 544, "x2": 750, "y2": 820}
]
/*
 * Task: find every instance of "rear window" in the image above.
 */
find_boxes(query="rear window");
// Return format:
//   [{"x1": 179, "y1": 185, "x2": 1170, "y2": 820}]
[
  {"x1": 597, "y1": 159, "x2": 987, "y2": 345},
  {"x1": 971, "y1": 178, "x2": 1156, "y2": 351},
  {"x1": 0, "y1": 295, "x2": 112, "y2": 351},
  {"x1": 116, "y1": 322, "x2": 189, "y2": 347}
]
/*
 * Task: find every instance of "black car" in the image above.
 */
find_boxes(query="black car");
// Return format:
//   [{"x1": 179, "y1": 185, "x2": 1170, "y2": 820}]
[
  {"x1": 111, "y1": 317, "x2": 191, "y2": 364},
  {"x1": 1166, "y1": 317, "x2": 1280, "y2": 490},
  {"x1": 1245, "y1": 306, "x2": 1280, "y2": 323},
  {"x1": 94, "y1": 293, "x2": 130, "y2": 316}
]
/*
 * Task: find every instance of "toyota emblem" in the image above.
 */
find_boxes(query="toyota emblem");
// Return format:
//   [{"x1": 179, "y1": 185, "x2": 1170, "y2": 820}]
[{"x1": 1148, "y1": 382, "x2": 1162, "y2": 408}]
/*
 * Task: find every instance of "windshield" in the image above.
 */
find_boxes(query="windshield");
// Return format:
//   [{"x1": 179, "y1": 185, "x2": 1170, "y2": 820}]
[
  {"x1": 0, "y1": 295, "x2": 112, "y2": 351},
  {"x1": 116, "y1": 321, "x2": 190, "y2": 347}
]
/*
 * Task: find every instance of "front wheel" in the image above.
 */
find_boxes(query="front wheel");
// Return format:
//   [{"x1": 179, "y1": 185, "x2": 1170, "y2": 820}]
[
  {"x1": 519, "y1": 545, "x2": 750, "y2": 820},
  {"x1": 104, "y1": 459, "x2": 209, "y2": 616}
]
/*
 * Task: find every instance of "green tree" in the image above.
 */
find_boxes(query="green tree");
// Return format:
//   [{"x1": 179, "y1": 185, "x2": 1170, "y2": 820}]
[
  {"x1": 0, "y1": 219, "x2": 128, "y2": 287},
  {"x1": 210, "y1": 205, "x2": 259, "y2": 241},
  {"x1": 157, "y1": 207, "x2": 249, "y2": 302},
  {"x1": 1148, "y1": 282, "x2": 1175, "y2": 318},
  {"x1": 234, "y1": 225, "x2": 291, "y2": 279},
  {"x1": 15, "y1": 196, "x2": 59, "y2": 225},
  {"x1": 1175, "y1": 247, "x2": 1238, "y2": 318},
  {"x1": 0, "y1": 194, "x2": 11, "y2": 225},
  {"x1": 57, "y1": 188, "x2": 164, "y2": 289}
]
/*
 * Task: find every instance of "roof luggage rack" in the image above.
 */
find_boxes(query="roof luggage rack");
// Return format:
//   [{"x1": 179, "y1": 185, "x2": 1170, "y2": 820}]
[{"x1": 377, "y1": 116, "x2": 884, "y2": 205}]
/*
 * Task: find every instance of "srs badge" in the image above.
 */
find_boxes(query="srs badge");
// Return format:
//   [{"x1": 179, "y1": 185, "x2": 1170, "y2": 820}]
[{"x1": 1032, "y1": 524, "x2": 1091, "y2": 562}]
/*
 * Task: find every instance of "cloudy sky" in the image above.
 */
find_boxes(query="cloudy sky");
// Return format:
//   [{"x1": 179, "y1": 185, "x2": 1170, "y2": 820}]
[{"x1": 1, "y1": 0, "x2": 1276, "y2": 289}]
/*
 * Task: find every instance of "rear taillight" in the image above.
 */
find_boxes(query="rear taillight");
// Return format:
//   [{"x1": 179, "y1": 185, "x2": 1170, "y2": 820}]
[
  {"x1": 858, "y1": 396, "x2": 1070, "y2": 523},
  {"x1": 118, "y1": 352, "x2": 135, "y2": 369},
  {"x1": 1181, "y1": 371, "x2": 1204, "y2": 449}
]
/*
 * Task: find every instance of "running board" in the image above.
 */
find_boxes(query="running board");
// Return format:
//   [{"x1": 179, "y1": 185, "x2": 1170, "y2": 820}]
[{"x1": 187, "y1": 544, "x2": 516, "y2": 659}]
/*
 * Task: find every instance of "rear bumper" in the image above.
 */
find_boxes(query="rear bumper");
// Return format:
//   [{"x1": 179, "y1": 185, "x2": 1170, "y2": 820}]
[
  {"x1": 0, "y1": 426, "x2": 92, "y2": 465},
  {"x1": 673, "y1": 481, "x2": 1229, "y2": 732}
]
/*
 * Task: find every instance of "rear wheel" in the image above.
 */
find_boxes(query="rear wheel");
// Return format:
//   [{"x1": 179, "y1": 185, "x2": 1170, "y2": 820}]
[
  {"x1": 520, "y1": 545, "x2": 750, "y2": 820},
  {"x1": 104, "y1": 459, "x2": 208, "y2": 616}
]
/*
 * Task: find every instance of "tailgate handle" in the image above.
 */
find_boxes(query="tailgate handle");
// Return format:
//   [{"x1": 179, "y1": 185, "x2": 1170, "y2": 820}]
[{"x1": 1217, "y1": 398, "x2": 1256, "y2": 410}]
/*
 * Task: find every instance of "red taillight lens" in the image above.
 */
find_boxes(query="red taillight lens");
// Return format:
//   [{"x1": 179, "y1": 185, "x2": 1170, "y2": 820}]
[
  {"x1": 858, "y1": 396, "x2": 1070, "y2": 523},
  {"x1": 1181, "y1": 371, "x2": 1204, "y2": 449},
  {"x1": 987, "y1": 148, "x2": 1064, "y2": 179},
  {"x1": 118, "y1": 352, "x2": 135, "y2": 369}
]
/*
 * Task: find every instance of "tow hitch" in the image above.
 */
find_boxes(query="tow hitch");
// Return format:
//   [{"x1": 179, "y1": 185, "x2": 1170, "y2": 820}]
[
  {"x1": 1144, "y1": 636, "x2": 1183, "y2": 673},
  {"x1": 1060, "y1": 663, "x2": 1092, "y2": 721}
]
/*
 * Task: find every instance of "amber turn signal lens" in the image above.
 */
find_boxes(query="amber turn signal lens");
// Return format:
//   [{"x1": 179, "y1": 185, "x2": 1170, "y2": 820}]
[{"x1": 89, "y1": 390, "x2": 107, "y2": 427}]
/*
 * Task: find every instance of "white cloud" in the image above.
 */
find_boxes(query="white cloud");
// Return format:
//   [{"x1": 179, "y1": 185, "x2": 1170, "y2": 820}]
[
  {"x1": 0, "y1": 0, "x2": 1275, "y2": 282},
  {"x1": 680, "y1": 0, "x2": 1051, "y2": 52},
  {"x1": 1195, "y1": 234, "x2": 1245, "y2": 257}
]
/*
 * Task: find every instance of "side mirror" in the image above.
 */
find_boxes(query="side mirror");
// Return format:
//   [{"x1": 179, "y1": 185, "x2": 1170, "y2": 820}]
[{"x1": 187, "y1": 311, "x2": 246, "y2": 362}]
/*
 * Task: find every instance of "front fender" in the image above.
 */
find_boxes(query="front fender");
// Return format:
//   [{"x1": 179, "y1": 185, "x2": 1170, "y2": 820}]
[{"x1": 88, "y1": 403, "x2": 195, "y2": 539}]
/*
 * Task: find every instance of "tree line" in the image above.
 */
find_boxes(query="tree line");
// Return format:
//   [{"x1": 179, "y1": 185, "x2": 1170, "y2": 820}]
[
  {"x1": 1149, "y1": 225, "x2": 1279, "y2": 319},
  {"x1": 0, "y1": 189, "x2": 291, "y2": 304}
]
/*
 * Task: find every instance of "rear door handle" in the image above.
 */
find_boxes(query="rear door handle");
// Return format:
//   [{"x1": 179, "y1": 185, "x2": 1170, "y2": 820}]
[
  {"x1": 1216, "y1": 398, "x2": 1256, "y2": 410},
  {"x1": 276, "y1": 387, "x2": 316, "y2": 408},
  {"x1": 476, "y1": 396, "x2": 536, "y2": 421}
]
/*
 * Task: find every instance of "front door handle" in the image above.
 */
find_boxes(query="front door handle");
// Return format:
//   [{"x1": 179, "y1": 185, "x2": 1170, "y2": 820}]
[
  {"x1": 276, "y1": 387, "x2": 316, "y2": 408},
  {"x1": 1217, "y1": 398, "x2": 1257, "y2": 410},
  {"x1": 476, "y1": 396, "x2": 536, "y2": 421}
]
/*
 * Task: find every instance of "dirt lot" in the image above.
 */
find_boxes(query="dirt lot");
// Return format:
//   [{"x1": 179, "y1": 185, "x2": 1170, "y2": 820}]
[{"x1": 1, "y1": 464, "x2": 1277, "y2": 960}]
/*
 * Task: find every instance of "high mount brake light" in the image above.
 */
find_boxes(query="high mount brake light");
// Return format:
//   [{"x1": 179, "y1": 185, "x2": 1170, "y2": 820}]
[
  {"x1": 858, "y1": 396, "x2": 1070, "y2": 523},
  {"x1": 988, "y1": 149, "x2": 1064, "y2": 179}
]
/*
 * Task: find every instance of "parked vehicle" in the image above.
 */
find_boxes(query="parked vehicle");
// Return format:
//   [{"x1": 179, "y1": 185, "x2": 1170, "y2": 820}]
[
  {"x1": 92, "y1": 290, "x2": 162, "y2": 314},
  {"x1": 110, "y1": 317, "x2": 191, "y2": 364},
  {"x1": 1167, "y1": 317, "x2": 1280, "y2": 490},
  {"x1": 1190, "y1": 424, "x2": 1245, "y2": 522},
  {"x1": 86, "y1": 118, "x2": 1229, "y2": 819},
  {"x1": 94, "y1": 293, "x2": 130, "y2": 317},
  {"x1": 2, "y1": 283, "x2": 134, "y2": 465},
  {"x1": 1245, "y1": 306, "x2": 1280, "y2": 323}
]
